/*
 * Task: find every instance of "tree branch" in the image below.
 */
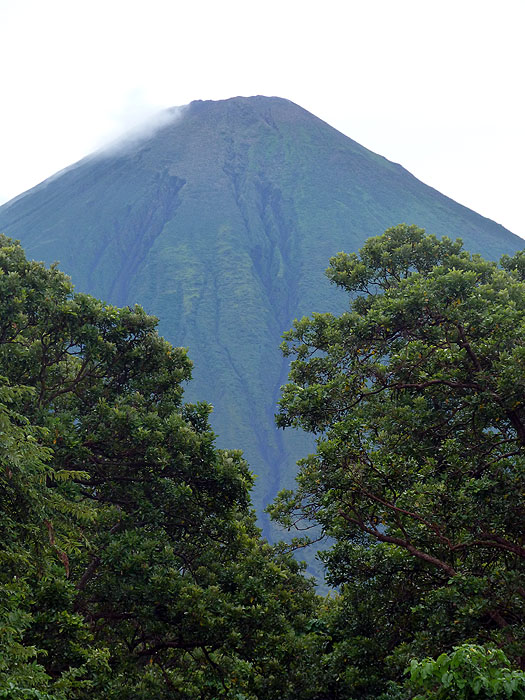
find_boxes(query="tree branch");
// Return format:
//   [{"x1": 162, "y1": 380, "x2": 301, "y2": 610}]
[
  {"x1": 337, "y1": 508, "x2": 457, "y2": 578},
  {"x1": 75, "y1": 520, "x2": 123, "y2": 592}
]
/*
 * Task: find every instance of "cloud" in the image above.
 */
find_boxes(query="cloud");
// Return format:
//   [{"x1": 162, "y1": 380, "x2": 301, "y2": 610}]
[{"x1": 90, "y1": 91, "x2": 187, "y2": 157}]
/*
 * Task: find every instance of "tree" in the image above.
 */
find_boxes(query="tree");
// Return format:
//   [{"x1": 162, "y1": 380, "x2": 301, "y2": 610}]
[
  {"x1": 0, "y1": 235, "x2": 324, "y2": 699},
  {"x1": 271, "y1": 224, "x2": 525, "y2": 693}
]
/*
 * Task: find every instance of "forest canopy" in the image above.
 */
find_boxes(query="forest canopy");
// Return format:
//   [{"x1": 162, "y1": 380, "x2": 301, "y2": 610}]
[
  {"x1": 1, "y1": 227, "x2": 525, "y2": 699},
  {"x1": 0, "y1": 235, "x2": 320, "y2": 699}
]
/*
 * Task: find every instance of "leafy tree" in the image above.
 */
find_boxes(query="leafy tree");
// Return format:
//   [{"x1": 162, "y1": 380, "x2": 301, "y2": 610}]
[
  {"x1": 271, "y1": 224, "x2": 525, "y2": 694},
  {"x1": 0, "y1": 382, "x2": 58, "y2": 698},
  {"x1": 405, "y1": 644, "x2": 525, "y2": 699},
  {"x1": 0, "y1": 235, "x2": 324, "y2": 699},
  {"x1": 0, "y1": 377, "x2": 105, "y2": 699}
]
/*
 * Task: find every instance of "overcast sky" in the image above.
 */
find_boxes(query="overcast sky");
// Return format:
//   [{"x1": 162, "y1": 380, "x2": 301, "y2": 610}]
[{"x1": 1, "y1": 0, "x2": 524, "y2": 238}]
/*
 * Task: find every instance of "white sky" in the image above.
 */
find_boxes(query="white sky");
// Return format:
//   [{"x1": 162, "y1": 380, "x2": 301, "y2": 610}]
[{"x1": 1, "y1": 0, "x2": 524, "y2": 238}]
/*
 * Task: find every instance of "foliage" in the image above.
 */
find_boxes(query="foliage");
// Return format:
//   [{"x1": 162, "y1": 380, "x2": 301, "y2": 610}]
[
  {"x1": 0, "y1": 235, "x2": 324, "y2": 699},
  {"x1": 5, "y1": 222, "x2": 525, "y2": 698},
  {"x1": 272, "y1": 224, "x2": 525, "y2": 694},
  {"x1": 406, "y1": 644, "x2": 525, "y2": 699}
]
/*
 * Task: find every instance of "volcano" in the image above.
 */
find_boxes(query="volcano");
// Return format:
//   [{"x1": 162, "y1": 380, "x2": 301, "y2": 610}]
[{"x1": 0, "y1": 96, "x2": 522, "y2": 534}]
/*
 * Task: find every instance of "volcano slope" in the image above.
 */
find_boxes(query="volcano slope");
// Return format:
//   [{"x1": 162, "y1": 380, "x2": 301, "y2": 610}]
[{"x1": 0, "y1": 95, "x2": 522, "y2": 535}]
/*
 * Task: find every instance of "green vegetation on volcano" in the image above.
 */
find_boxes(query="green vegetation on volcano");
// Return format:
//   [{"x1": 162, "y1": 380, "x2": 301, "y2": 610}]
[{"x1": 0, "y1": 96, "x2": 523, "y2": 539}]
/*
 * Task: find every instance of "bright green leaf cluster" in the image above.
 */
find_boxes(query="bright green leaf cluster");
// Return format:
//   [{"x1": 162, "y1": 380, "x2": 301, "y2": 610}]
[{"x1": 407, "y1": 644, "x2": 525, "y2": 699}]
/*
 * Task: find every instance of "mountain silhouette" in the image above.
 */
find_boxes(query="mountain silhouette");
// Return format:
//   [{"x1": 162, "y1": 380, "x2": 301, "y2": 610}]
[{"x1": 1, "y1": 95, "x2": 522, "y2": 536}]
